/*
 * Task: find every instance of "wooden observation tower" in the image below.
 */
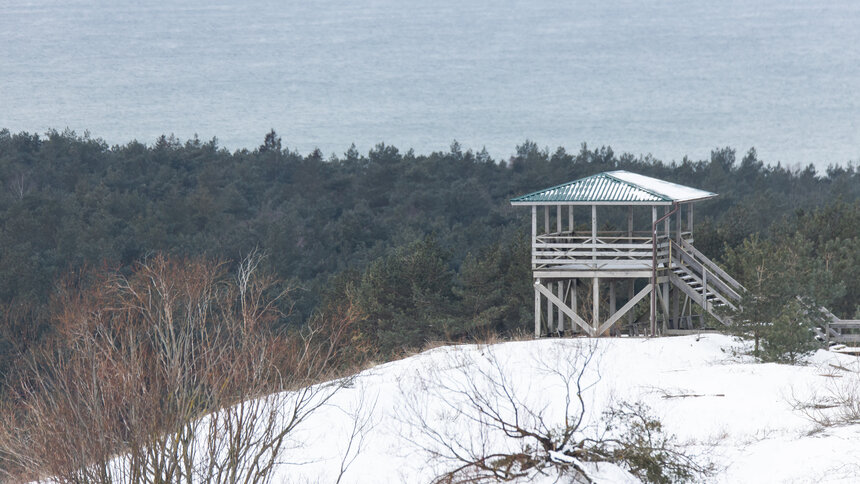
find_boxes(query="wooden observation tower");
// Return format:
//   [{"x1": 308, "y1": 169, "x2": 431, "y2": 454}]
[{"x1": 511, "y1": 171, "x2": 744, "y2": 337}]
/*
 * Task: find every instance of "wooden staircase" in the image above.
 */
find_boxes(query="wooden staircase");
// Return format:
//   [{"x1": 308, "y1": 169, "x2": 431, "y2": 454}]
[
  {"x1": 666, "y1": 239, "x2": 744, "y2": 327},
  {"x1": 665, "y1": 240, "x2": 859, "y2": 349}
]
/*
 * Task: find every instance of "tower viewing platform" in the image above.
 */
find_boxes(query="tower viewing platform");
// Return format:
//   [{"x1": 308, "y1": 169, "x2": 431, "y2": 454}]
[{"x1": 511, "y1": 171, "x2": 744, "y2": 337}]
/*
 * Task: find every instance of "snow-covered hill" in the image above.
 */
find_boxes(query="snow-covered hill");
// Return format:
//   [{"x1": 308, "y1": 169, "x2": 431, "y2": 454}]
[{"x1": 279, "y1": 334, "x2": 860, "y2": 483}]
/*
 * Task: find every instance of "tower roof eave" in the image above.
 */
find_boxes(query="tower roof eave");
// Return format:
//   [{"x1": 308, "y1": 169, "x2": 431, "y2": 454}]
[{"x1": 509, "y1": 171, "x2": 717, "y2": 205}]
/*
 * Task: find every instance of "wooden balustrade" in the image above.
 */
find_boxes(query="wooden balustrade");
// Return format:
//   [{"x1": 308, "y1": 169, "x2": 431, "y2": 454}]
[{"x1": 531, "y1": 232, "x2": 674, "y2": 269}]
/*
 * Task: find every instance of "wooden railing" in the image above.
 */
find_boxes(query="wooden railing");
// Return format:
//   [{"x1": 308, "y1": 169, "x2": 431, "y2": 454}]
[
  {"x1": 669, "y1": 239, "x2": 743, "y2": 308},
  {"x1": 820, "y1": 306, "x2": 860, "y2": 345},
  {"x1": 532, "y1": 231, "x2": 674, "y2": 269},
  {"x1": 678, "y1": 239, "x2": 743, "y2": 292},
  {"x1": 825, "y1": 321, "x2": 860, "y2": 344}
]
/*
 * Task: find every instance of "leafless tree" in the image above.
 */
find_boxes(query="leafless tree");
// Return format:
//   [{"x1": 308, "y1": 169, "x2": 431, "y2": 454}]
[
  {"x1": 7, "y1": 171, "x2": 29, "y2": 200},
  {"x1": 0, "y1": 253, "x2": 365, "y2": 484},
  {"x1": 397, "y1": 341, "x2": 714, "y2": 484}
]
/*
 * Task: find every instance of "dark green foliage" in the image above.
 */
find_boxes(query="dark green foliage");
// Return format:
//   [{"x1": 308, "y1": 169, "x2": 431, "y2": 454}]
[
  {"x1": 0, "y1": 128, "x2": 857, "y2": 375},
  {"x1": 457, "y1": 233, "x2": 532, "y2": 334},
  {"x1": 724, "y1": 232, "x2": 844, "y2": 362},
  {"x1": 354, "y1": 237, "x2": 460, "y2": 355},
  {"x1": 760, "y1": 300, "x2": 822, "y2": 364},
  {"x1": 600, "y1": 401, "x2": 714, "y2": 483}
]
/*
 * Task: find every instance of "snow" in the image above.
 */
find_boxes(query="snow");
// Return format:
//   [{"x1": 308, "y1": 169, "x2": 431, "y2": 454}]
[
  {"x1": 608, "y1": 170, "x2": 717, "y2": 202},
  {"x1": 43, "y1": 335, "x2": 860, "y2": 482},
  {"x1": 278, "y1": 335, "x2": 860, "y2": 483}
]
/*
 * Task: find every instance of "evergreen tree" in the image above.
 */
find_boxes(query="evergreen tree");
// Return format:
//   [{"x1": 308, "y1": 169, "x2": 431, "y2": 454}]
[{"x1": 725, "y1": 233, "x2": 843, "y2": 361}]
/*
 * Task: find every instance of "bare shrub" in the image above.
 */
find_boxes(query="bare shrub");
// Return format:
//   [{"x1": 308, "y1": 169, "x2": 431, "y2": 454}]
[
  {"x1": 590, "y1": 401, "x2": 714, "y2": 484},
  {"x1": 397, "y1": 341, "x2": 714, "y2": 483},
  {"x1": 0, "y1": 253, "x2": 361, "y2": 483},
  {"x1": 791, "y1": 361, "x2": 860, "y2": 429}
]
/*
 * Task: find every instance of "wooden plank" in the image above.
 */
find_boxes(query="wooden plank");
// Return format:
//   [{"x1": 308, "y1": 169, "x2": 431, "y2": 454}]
[
  {"x1": 672, "y1": 262, "x2": 738, "y2": 310},
  {"x1": 672, "y1": 244, "x2": 741, "y2": 302},
  {"x1": 534, "y1": 281, "x2": 593, "y2": 335},
  {"x1": 533, "y1": 270, "x2": 654, "y2": 278},
  {"x1": 536, "y1": 235, "x2": 653, "y2": 243},
  {"x1": 533, "y1": 250, "x2": 655, "y2": 257},
  {"x1": 533, "y1": 261, "x2": 656, "y2": 270},
  {"x1": 668, "y1": 273, "x2": 731, "y2": 325},
  {"x1": 664, "y1": 329, "x2": 722, "y2": 336},
  {"x1": 597, "y1": 283, "x2": 652, "y2": 335},
  {"x1": 534, "y1": 243, "x2": 653, "y2": 249},
  {"x1": 832, "y1": 334, "x2": 860, "y2": 343},
  {"x1": 534, "y1": 283, "x2": 541, "y2": 337},
  {"x1": 679, "y1": 239, "x2": 744, "y2": 291}
]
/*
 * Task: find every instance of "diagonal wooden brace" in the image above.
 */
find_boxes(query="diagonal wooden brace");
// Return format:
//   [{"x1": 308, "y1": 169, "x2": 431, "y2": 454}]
[
  {"x1": 596, "y1": 283, "x2": 652, "y2": 336},
  {"x1": 534, "y1": 281, "x2": 593, "y2": 336}
]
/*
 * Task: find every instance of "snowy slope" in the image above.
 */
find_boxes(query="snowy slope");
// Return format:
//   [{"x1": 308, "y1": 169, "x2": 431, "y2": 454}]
[{"x1": 278, "y1": 335, "x2": 860, "y2": 483}]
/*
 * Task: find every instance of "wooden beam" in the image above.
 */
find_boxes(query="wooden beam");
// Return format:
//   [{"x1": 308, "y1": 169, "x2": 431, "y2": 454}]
[
  {"x1": 627, "y1": 206, "x2": 633, "y2": 237},
  {"x1": 556, "y1": 205, "x2": 562, "y2": 234},
  {"x1": 591, "y1": 205, "x2": 597, "y2": 275},
  {"x1": 557, "y1": 281, "x2": 564, "y2": 332},
  {"x1": 664, "y1": 205, "x2": 670, "y2": 238},
  {"x1": 544, "y1": 205, "x2": 550, "y2": 234},
  {"x1": 534, "y1": 279, "x2": 541, "y2": 337},
  {"x1": 650, "y1": 205, "x2": 657, "y2": 335},
  {"x1": 672, "y1": 284, "x2": 680, "y2": 330},
  {"x1": 628, "y1": 279, "x2": 635, "y2": 326},
  {"x1": 533, "y1": 270, "x2": 653, "y2": 279},
  {"x1": 657, "y1": 282, "x2": 670, "y2": 316},
  {"x1": 547, "y1": 281, "x2": 554, "y2": 330},
  {"x1": 662, "y1": 282, "x2": 669, "y2": 334},
  {"x1": 534, "y1": 281, "x2": 593, "y2": 335},
  {"x1": 592, "y1": 277, "x2": 599, "y2": 334},
  {"x1": 688, "y1": 204, "x2": 693, "y2": 239},
  {"x1": 608, "y1": 281, "x2": 616, "y2": 336},
  {"x1": 597, "y1": 283, "x2": 652, "y2": 335},
  {"x1": 568, "y1": 205, "x2": 574, "y2": 232}
]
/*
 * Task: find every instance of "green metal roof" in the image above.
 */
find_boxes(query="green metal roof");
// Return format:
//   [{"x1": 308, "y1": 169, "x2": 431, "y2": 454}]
[{"x1": 510, "y1": 171, "x2": 717, "y2": 205}]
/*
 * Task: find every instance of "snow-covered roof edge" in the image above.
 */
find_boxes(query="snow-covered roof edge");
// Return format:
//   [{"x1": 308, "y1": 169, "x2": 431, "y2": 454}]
[{"x1": 510, "y1": 170, "x2": 718, "y2": 205}]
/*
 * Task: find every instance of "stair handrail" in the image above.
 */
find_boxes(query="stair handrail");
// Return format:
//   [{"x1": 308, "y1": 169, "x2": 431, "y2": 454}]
[
  {"x1": 678, "y1": 239, "x2": 744, "y2": 292},
  {"x1": 669, "y1": 240, "x2": 742, "y2": 304}
]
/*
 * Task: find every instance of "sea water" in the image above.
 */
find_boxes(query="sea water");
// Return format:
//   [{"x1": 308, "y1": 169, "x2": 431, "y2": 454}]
[{"x1": 1, "y1": 0, "x2": 858, "y2": 166}]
